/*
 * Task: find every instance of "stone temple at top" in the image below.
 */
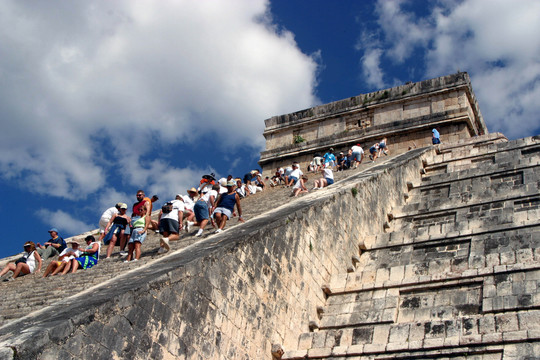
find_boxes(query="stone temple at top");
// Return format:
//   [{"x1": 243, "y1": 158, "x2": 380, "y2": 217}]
[
  {"x1": 260, "y1": 72, "x2": 487, "y2": 173},
  {"x1": 0, "y1": 72, "x2": 539, "y2": 359}
]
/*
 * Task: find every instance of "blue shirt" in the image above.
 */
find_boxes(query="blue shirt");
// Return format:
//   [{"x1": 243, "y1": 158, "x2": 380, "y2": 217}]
[
  {"x1": 323, "y1": 152, "x2": 336, "y2": 163},
  {"x1": 432, "y1": 129, "x2": 440, "y2": 139}
]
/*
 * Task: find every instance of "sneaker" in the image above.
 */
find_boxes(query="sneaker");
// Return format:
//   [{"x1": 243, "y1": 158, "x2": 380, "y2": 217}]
[
  {"x1": 155, "y1": 230, "x2": 160, "y2": 234},
  {"x1": 195, "y1": 229, "x2": 203, "y2": 237},
  {"x1": 185, "y1": 221, "x2": 194, "y2": 232},
  {"x1": 214, "y1": 229, "x2": 223, "y2": 234},
  {"x1": 123, "y1": 260, "x2": 130, "y2": 263},
  {"x1": 160, "y1": 237, "x2": 170, "y2": 252},
  {"x1": 369, "y1": 155, "x2": 373, "y2": 160},
  {"x1": 132, "y1": 259, "x2": 138, "y2": 262},
  {"x1": 119, "y1": 251, "x2": 128, "y2": 257}
]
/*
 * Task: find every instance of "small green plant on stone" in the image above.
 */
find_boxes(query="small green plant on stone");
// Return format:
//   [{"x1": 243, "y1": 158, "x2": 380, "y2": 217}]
[
  {"x1": 294, "y1": 135, "x2": 305, "y2": 144},
  {"x1": 309, "y1": 240, "x2": 313, "y2": 252},
  {"x1": 351, "y1": 187, "x2": 358, "y2": 197}
]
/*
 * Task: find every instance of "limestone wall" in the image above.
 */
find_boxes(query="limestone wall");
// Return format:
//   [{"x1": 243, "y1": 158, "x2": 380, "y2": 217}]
[{"x1": 0, "y1": 148, "x2": 428, "y2": 359}]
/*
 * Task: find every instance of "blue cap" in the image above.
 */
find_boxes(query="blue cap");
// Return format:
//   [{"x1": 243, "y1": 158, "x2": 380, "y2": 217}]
[{"x1": 48, "y1": 228, "x2": 59, "y2": 233}]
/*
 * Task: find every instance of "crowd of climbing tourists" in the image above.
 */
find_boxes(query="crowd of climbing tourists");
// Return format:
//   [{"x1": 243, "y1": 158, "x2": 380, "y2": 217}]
[{"x1": 0, "y1": 132, "x2": 441, "y2": 281}]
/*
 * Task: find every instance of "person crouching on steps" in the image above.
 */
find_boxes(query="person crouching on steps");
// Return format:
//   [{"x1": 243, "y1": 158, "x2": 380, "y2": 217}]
[{"x1": 211, "y1": 180, "x2": 244, "y2": 233}]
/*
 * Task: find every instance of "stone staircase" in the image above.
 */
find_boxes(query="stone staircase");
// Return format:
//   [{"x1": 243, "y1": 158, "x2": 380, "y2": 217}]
[
  {"x1": 0, "y1": 158, "x2": 382, "y2": 329},
  {"x1": 283, "y1": 134, "x2": 540, "y2": 359}
]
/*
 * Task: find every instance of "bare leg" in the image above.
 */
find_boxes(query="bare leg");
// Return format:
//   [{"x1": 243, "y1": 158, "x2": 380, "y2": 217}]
[
  {"x1": 106, "y1": 234, "x2": 118, "y2": 258},
  {"x1": 60, "y1": 262, "x2": 72, "y2": 275},
  {"x1": 71, "y1": 259, "x2": 80, "y2": 273},
  {"x1": 13, "y1": 263, "x2": 30, "y2": 278},
  {"x1": 43, "y1": 262, "x2": 57, "y2": 278},
  {"x1": 119, "y1": 230, "x2": 126, "y2": 251},
  {"x1": 0, "y1": 263, "x2": 16, "y2": 277},
  {"x1": 134, "y1": 242, "x2": 142, "y2": 260},
  {"x1": 126, "y1": 243, "x2": 134, "y2": 261}
]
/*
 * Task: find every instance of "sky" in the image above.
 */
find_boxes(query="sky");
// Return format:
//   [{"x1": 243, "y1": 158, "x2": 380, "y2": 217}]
[{"x1": 1, "y1": 0, "x2": 539, "y2": 258}]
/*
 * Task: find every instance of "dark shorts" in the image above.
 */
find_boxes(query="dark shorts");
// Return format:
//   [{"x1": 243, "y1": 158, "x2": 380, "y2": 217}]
[
  {"x1": 432, "y1": 137, "x2": 441, "y2": 144},
  {"x1": 326, "y1": 178, "x2": 334, "y2": 185},
  {"x1": 370, "y1": 147, "x2": 377, "y2": 154},
  {"x1": 159, "y1": 218, "x2": 179, "y2": 234},
  {"x1": 194, "y1": 201, "x2": 209, "y2": 222}
]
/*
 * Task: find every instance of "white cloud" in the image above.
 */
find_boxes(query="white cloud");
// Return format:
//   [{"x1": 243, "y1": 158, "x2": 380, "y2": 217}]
[
  {"x1": 36, "y1": 208, "x2": 94, "y2": 236},
  {"x1": 367, "y1": 0, "x2": 540, "y2": 139},
  {"x1": 0, "y1": 0, "x2": 318, "y2": 200},
  {"x1": 361, "y1": 49, "x2": 385, "y2": 88}
]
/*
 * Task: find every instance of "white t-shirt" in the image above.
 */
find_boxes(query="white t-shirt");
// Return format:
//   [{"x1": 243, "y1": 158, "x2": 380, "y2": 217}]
[
  {"x1": 59, "y1": 247, "x2": 81, "y2": 262},
  {"x1": 351, "y1": 145, "x2": 364, "y2": 154},
  {"x1": 284, "y1": 167, "x2": 293, "y2": 176},
  {"x1": 182, "y1": 195, "x2": 195, "y2": 211},
  {"x1": 161, "y1": 200, "x2": 183, "y2": 221},
  {"x1": 100, "y1": 207, "x2": 118, "y2": 221},
  {"x1": 201, "y1": 189, "x2": 218, "y2": 206},
  {"x1": 290, "y1": 168, "x2": 303, "y2": 179},
  {"x1": 324, "y1": 168, "x2": 334, "y2": 180}
]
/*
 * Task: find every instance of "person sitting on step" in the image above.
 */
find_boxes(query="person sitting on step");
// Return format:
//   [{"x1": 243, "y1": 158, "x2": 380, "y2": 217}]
[
  {"x1": 312, "y1": 166, "x2": 334, "y2": 190},
  {"x1": 0, "y1": 241, "x2": 42, "y2": 281},
  {"x1": 71, "y1": 235, "x2": 100, "y2": 273},
  {"x1": 212, "y1": 180, "x2": 244, "y2": 233},
  {"x1": 42, "y1": 240, "x2": 81, "y2": 277}
]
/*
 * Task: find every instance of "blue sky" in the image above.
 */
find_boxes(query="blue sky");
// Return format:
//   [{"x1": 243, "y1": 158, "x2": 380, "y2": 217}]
[{"x1": 1, "y1": 0, "x2": 539, "y2": 258}]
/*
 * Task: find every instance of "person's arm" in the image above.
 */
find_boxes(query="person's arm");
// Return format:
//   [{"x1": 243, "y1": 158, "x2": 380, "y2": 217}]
[
  {"x1": 235, "y1": 194, "x2": 244, "y2": 222},
  {"x1": 83, "y1": 243, "x2": 100, "y2": 254},
  {"x1": 34, "y1": 252, "x2": 42, "y2": 273},
  {"x1": 212, "y1": 194, "x2": 222, "y2": 211},
  {"x1": 145, "y1": 199, "x2": 152, "y2": 217},
  {"x1": 140, "y1": 214, "x2": 150, "y2": 233},
  {"x1": 105, "y1": 214, "x2": 117, "y2": 232}
]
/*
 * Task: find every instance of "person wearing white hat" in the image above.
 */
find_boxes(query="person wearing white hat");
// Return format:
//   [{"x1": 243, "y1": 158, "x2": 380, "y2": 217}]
[{"x1": 42, "y1": 240, "x2": 81, "y2": 277}]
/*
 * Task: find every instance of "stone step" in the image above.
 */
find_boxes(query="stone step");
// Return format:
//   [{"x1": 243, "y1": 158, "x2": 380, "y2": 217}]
[
  {"x1": 423, "y1": 136, "x2": 539, "y2": 172},
  {"x1": 331, "y1": 225, "x2": 540, "y2": 294},
  {"x1": 417, "y1": 157, "x2": 540, "y2": 187},
  {"x1": 397, "y1": 181, "x2": 540, "y2": 218},
  {"x1": 283, "y1": 309, "x2": 540, "y2": 359}
]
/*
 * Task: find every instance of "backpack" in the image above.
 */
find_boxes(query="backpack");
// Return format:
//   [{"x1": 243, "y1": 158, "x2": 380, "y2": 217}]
[{"x1": 162, "y1": 202, "x2": 173, "y2": 214}]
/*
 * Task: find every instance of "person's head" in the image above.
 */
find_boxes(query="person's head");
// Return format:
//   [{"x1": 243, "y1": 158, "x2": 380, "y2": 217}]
[
  {"x1": 212, "y1": 184, "x2": 220, "y2": 191},
  {"x1": 69, "y1": 241, "x2": 79, "y2": 249},
  {"x1": 329, "y1": 147, "x2": 334, "y2": 152},
  {"x1": 236, "y1": 179, "x2": 242, "y2": 186},
  {"x1": 348, "y1": 149, "x2": 353, "y2": 154},
  {"x1": 151, "y1": 195, "x2": 159, "y2": 202},
  {"x1": 138, "y1": 205, "x2": 147, "y2": 215},
  {"x1": 23, "y1": 241, "x2": 36, "y2": 252},
  {"x1": 115, "y1": 202, "x2": 123, "y2": 210},
  {"x1": 227, "y1": 175, "x2": 233, "y2": 181},
  {"x1": 187, "y1": 188, "x2": 198, "y2": 198},
  {"x1": 175, "y1": 194, "x2": 182, "y2": 200},
  {"x1": 119, "y1": 203, "x2": 128, "y2": 213},
  {"x1": 292, "y1": 163, "x2": 298, "y2": 169},
  {"x1": 226, "y1": 180, "x2": 235, "y2": 191},
  {"x1": 136, "y1": 190, "x2": 145, "y2": 200},
  {"x1": 48, "y1": 228, "x2": 59, "y2": 237},
  {"x1": 85, "y1": 235, "x2": 95, "y2": 244}
]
